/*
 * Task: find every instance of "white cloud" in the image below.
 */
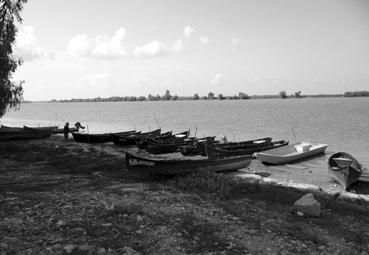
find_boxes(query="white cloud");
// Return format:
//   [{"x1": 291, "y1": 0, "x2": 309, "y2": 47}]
[
  {"x1": 210, "y1": 74, "x2": 223, "y2": 85},
  {"x1": 68, "y1": 34, "x2": 91, "y2": 57},
  {"x1": 134, "y1": 40, "x2": 169, "y2": 57},
  {"x1": 67, "y1": 27, "x2": 126, "y2": 59},
  {"x1": 14, "y1": 25, "x2": 44, "y2": 61},
  {"x1": 184, "y1": 25, "x2": 194, "y2": 39},
  {"x1": 199, "y1": 36, "x2": 211, "y2": 46},
  {"x1": 79, "y1": 73, "x2": 111, "y2": 89},
  {"x1": 172, "y1": 40, "x2": 182, "y2": 52},
  {"x1": 92, "y1": 27, "x2": 126, "y2": 59}
]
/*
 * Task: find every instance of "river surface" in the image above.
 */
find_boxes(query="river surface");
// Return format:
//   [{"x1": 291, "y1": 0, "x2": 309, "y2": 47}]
[{"x1": 2, "y1": 97, "x2": 369, "y2": 168}]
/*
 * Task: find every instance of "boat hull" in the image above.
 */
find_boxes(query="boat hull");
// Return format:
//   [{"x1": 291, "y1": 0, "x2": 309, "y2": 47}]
[
  {"x1": 207, "y1": 140, "x2": 289, "y2": 159},
  {"x1": 328, "y1": 152, "x2": 362, "y2": 190},
  {"x1": 254, "y1": 142, "x2": 328, "y2": 165},
  {"x1": 72, "y1": 132, "x2": 112, "y2": 143},
  {"x1": 126, "y1": 152, "x2": 252, "y2": 176},
  {"x1": 0, "y1": 129, "x2": 52, "y2": 141}
]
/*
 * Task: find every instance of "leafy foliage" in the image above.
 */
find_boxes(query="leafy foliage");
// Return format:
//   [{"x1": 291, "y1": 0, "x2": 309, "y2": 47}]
[
  {"x1": 279, "y1": 90, "x2": 287, "y2": 99},
  {"x1": 0, "y1": 0, "x2": 27, "y2": 117}
]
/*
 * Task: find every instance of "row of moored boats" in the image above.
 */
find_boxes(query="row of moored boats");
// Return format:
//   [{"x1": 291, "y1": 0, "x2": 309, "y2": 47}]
[{"x1": 1, "y1": 125, "x2": 367, "y2": 191}]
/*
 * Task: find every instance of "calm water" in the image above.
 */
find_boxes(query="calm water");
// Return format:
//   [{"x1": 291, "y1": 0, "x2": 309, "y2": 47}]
[{"x1": 2, "y1": 97, "x2": 369, "y2": 166}]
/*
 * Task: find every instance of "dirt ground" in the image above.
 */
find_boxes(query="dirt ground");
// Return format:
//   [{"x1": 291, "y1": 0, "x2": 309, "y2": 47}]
[{"x1": 0, "y1": 136, "x2": 368, "y2": 255}]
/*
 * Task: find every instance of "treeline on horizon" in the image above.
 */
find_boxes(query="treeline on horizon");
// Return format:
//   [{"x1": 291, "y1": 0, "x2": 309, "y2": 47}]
[{"x1": 48, "y1": 90, "x2": 369, "y2": 103}]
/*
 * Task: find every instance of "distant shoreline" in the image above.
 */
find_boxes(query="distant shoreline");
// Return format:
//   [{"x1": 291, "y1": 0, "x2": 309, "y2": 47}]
[{"x1": 23, "y1": 92, "x2": 369, "y2": 103}]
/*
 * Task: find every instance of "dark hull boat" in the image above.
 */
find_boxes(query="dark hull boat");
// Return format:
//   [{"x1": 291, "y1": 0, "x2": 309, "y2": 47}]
[
  {"x1": 24, "y1": 125, "x2": 58, "y2": 131},
  {"x1": 72, "y1": 129, "x2": 137, "y2": 143},
  {"x1": 216, "y1": 137, "x2": 272, "y2": 149},
  {"x1": 328, "y1": 152, "x2": 363, "y2": 190},
  {"x1": 144, "y1": 136, "x2": 215, "y2": 154},
  {"x1": 125, "y1": 152, "x2": 252, "y2": 176},
  {"x1": 136, "y1": 130, "x2": 190, "y2": 149},
  {"x1": 179, "y1": 137, "x2": 217, "y2": 156},
  {"x1": 179, "y1": 137, "x2": 272, "y2": 157},
  {"x1": 111, "y1": 131, "x2": 141, "y2": 146},
  {"x1": 0, "y1": 128, "x2": 52, "y2": 141},
  {"x1": 206, "y1": 140, "x2": 289, "y2": 159}
]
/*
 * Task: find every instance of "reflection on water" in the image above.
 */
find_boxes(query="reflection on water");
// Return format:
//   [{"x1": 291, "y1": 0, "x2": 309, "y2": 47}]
[{"x1": 2, "y1": 97, "x2": 369, "y2": 168}]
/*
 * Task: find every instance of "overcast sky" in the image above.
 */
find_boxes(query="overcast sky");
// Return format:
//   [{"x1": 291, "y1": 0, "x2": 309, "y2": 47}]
[{"x1": 13, "y1": 0, "x2": 369, "y2": 100}]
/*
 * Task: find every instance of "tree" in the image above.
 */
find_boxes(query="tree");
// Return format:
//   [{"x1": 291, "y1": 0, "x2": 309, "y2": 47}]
[
  {"x1": 162, "y1": 89, "x2": 172, "y2": 100},
  {"x1": 294, "y1": 91, "x2": 302, "y2": 98},
  {"x1": 193, "y1": 93, "x2": 199, "y2": 100},
  {"x1": 208, "y1": 92, "x2": 215, "y2": 100},
  {"x1": 279, "y1": 91, "x2": 287, "y2": 99},
  {"x1": 0, "y1": 0, "x2": 27, "y2": 117},
  {"x1": 218, "y1": 93, "x2": 225, "y2": 100},
  {"x1": 238, "y1": 92, "x2": 250, "y2": 99}
]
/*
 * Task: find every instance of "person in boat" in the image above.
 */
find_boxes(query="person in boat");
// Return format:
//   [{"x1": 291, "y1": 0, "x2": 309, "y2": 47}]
[
  {"x1": 63, "y1": 122, "x2": 70, "y2": 140},
  {"x1": 74, "y1": 121, "x2": 85, "y2": 131}
]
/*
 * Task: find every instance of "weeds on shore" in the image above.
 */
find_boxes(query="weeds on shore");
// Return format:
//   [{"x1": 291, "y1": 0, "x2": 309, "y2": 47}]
[
  {"x1": 170, "y1": 170, "x2": 369, "y2": 217},
  {"x1": 170, "y1": 171, "x2": 233, "y2": 198}
]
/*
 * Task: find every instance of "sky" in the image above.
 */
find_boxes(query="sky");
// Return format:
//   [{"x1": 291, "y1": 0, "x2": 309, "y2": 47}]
[{"x1": 12, "y1": 0, "x2": 369, "y2": 100}]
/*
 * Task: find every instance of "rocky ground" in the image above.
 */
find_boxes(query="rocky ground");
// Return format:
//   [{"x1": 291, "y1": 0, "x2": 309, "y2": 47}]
[{"x1": 0, "y1": 137, "x2": 368, "y2": 255}]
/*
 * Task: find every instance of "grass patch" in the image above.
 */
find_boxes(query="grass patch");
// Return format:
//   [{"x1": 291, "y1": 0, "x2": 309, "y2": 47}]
[
  {"x1": 176, "y1": 211, "x2": 244, "y2": 254},
  {"x1": 170, "y1": 171, "x2": 233, "y2": 198}
]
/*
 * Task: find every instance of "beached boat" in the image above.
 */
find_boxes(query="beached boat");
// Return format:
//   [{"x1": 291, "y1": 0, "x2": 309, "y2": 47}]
[
  {"x1": 24, "y1": 125, "x2": 58, "y2": 131},
  {"x1": 1, "y1": 125, "x2": 58, "y2": 132},
  {"x1": 215, "y1": 137, "x2": 272, "y2": 149},
  {"x1": 179, "y1": 137, "x2": 271, "y2": 157},
  {"x1": 144, "y1": 136, "x2": 214, "y2": 154},
  {"x1": 140, "y1": 129, "x2": 161, "y2": 137},
  {"x1": 253, "y1": 142, "x2": 328, "y2": 165},
  {"x1": 136, "y1": 130, "x2": 190, "y2": 149},
  {"x1": 179, "y1": 137, "x2": 218, "y2": 156},
  {"x1": 328, "y1": 152, "x2": 363, "y2": 190},
  {"x1": 206, "y1": 140, "x2": 289, "y2": 159},
  {"x1": 111, "y1": 131, "x2": 141, "y2": 146},
  {"x1": 0, "y1": 128, "x2": 52, "y2": 141},
  {"x1": 72, "y1": 132, "x2": 112, "y2": 143},
  {"x1": 125, "y1": 151, "x2": 252, "y2": 176}
]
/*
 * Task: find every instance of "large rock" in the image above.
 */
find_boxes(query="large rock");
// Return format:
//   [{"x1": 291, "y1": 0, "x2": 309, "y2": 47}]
[{"x1": 291, "y1": 193, "x2": 321, "y2": 217}]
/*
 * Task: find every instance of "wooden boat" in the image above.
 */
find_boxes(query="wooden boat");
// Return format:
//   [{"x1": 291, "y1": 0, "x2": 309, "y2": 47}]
[
  {"x1": 144, "y1": 136, "x2": 214, "y2": 155},
  {"x1": 125, "y1": 151, "x2": 252, "y2": 176},
  {"x1": 0, "y1": 128, "x2": 52, "y2": 141},
  {"x1": 140, "y1": 129, "x2": 161, "y2": 137},
  {"x1": 136, "y1": 130, "x2": 190, "y2": 149},
  {"x1": 111, "y1": 131, "x2": 141, "y2": 146},
  {"x1": 328, "y1": 152, "x2": 363, "y2": 190},
  {"x1": 179, "y1": 137, "x2": 218, "y2": 156},
  {"x1": 253, "y1": 142, "x2": 328, "y2": 165},
  {"x1": 0, "y1": 125, "x2": 24, "y2": 131},
  {"x1": 72, "y1": 132, "x2": 111, "y2": 143},
  {"x1": 179, "y1": 137, "x2": 271, "y2": 157},
  {"x1": 24, "y1": 125, "x2": 58, "y2": 131},
  {"x1": 206, "y1": 140, "x2": 289, "y2": 159},
  {"x1": 1, "y1": 125, "x2": 58, "y2": 132},
  {"x1": 216, "y1": 137, "x2": 272, "y2": 149}
]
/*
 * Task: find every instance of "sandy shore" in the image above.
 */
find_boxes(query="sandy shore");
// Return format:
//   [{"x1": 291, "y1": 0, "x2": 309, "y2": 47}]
[{"x1": 1, "y1": 136, "x2": 369, "y2": 254}]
